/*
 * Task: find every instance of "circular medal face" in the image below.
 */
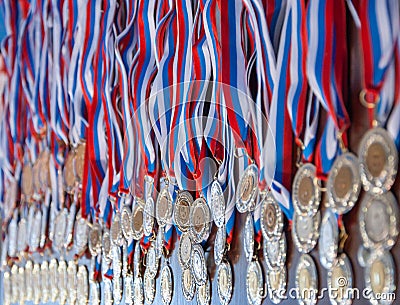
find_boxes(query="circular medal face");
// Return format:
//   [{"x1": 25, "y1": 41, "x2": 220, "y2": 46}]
[
  {"x1": 266, "y1": 267, "x2": 287, "y2": 304},
  {"x1": 143, "y1": 197, "x2": 155, "y2": 236},
  {"x1": 359, "y1": 127, "x2": 398, "y2": 193},
  {"x1": 132, "y1": 203, "x2": 145, "y2": 241},
  {"x1": 246, "y1": 260, "x2": 264, "y2": 305},
  {"x1": 197, "y1": 274, "x2": 211, "y2": 305},
  {"x1": 110, "y1": 212, "x2": 123, "y2": 246},
  {"x1": 211, "y1": 180, "x2": 226, "y2": 227},
  {"x1": 364, "y1": 250, "x2": 395, "y2": 305},
  {"x1": 292, "y1": 163, "x2": 321, "y2": 216},
  {"x1": 121, "y1": 205, "x2": 133, "y2": 240},
  {"x1": 178, "y1": 232, "x2": 192, "y2": 268},
  {"x1": 144, "y1": 269, "x2": 156, "y2": 304},
  {"x1": 357, "y1": 245, "x2": 371, "y2": 268},
  {"x1": 134, "y1": 275, "x2": 144, "y2": 305},
  {"x1": 263, "y1": 232, "x2": 286, "y2": 271},
  {"x1": 21, "y1": 164, "x2": 34, "y2": 199},
  {"x1": 191, "y1": 244, "x2": 207, "y2": 286},
  {"x1": 244, "y1": 213, "x2": 255, "y2": 263},
  {"x1": 63, "y1": 152, "x2": 76, "y2": 191},
  {"x1": 146, "y1": 243, "x2": 159, "y2": 279},
  {"x1": 156, "y1": 187, "x2": 173, "y2": 227},
  {"x1": 41, "y1": 261, "x2": 50, "y2": 303},
  {"x1": 102, "y1": 229, "x2": 112, "y2": 263},
  {"x1": 17, "y1": 218, "x2": 27, "y2": 253},
  {"x1": 67, "y1": 261, "x2": 77, "y2": 305},
  {"x1": 32, "y1": 158, "x2": 41, "y2": 195},
  {"x1": 261, "y1": 195, "x2": 284, "y2": 241},
  {"x1": 74, "y1": 215, "x2": 89, "y2": 254},
  {"x1": 160, "y1": 265, "x2": 173, "y2": 305},
  {"x1": 236, "y1": 164, "x2": 258, "y2": 213},
  {"x1": 292, "y1": 211, "x2": 321, "y2": 253},
  {"x1": 88, "y1": 222, "x2": 102, "y2": 256},
  {"x1": 54, "y1": 209, "x2": 68, "y2": 251},
  {"x1": 75, "y1": 143, "x2": 86, "y2": 183},
  {"x1": 217, "y1": 261, "x2": 233, "y2": 305},
  {"x1": 359, "y1": 192, "x2": 399, "y2": 249},
  {"x1": 174, "y1": 191, "x2": 193, "y2": 232},
  {"x1": 327, "y1": 253, "x2": 353, "y2": 305},
  {"x1": 319, "y1": 209, "x2": 339, "y2": 269},
  {"x1": 295, "y1": 254, "x2": 318, "y2": 305},
  {"x1": 214, "y1": 224, "x2": 226, "y2": 266},
  {"x1": 189, "y1": 197, "x2": 211, "y2": 243},
  {"x1": 182, "y1": 267, "x2": 196, "y2": 301},
  {"x1": 327, "y1": 153, "x2": 361, "y2": 214}
]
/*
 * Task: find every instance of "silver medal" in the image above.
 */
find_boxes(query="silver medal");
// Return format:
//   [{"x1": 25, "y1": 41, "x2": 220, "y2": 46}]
[
  {"x1": 197, "y1": 273, "x2": 211, "y2": 305},
  {"x1": 30, "y1": 209, "x2": 42, "y2": 251},
  {"x1": 104, "y1": 279, "x2": 113, "y2": 305},
  {"x1": 17, "y1": 217, "x2": 27, "y2": 253},
  {"x1": 214, "y1": 224, "x2": 226, "y2": 266},
  {"x1": 174, "y1": 191, "x2": 193, "y2": 233},
  {"x1": 358, "y1": 127, "x2": 398, "y2": 193},
  {"x1": 261, "y1": 194, "x2": 283, "y2": 241},
  {"x1": 146, "y1": 243, "x2": 159, "y2": 279},
  {"x1": 3, "y1": 271, "x2": 11, "y2": 305},
  {"x1": 327, "y1": 152, "x2": 361, "y2": 214},
  {"x1": 319, "y1": 209, "x2": 339, "y2": 269},
  {"x1": 364, "y1": 249, "x2": 396, "y2": 305},
  {"x1": 217, "y1": 261, "x2": 233, "y2": 305},
  {"x1": 292, "y1": 211, "x2": 321, "y2": 253},
  {"x1": 7, "y1": 214, "x2": 17, "y2": 257},
  {"x1": 357, "y1": 245, "x2": 371, "y2": 268},
  {"x1": 182, "y1": 267, "x2": 196, "y2": 301},
  {"x1": 134, "y1": 274, "x2": 144, "y2": 305},
  {"x1": 191, "y1": 244, "x2": 207, "y2": 286},
  {"x1": 121, "y1": 205, "x2": 133, "y2": 240},
  {"x1": 244, "y1": 213, "x2": 255, "y2": 262},
  {"x1": 292, "y1": 163, "x2": 321, "y2": 216},
  {"x1": 54, "y1": 209, "x2": 68, "y2": 252},
  {"x1": 155, "y1": 227, "x2": 164, "y2": 259},
  {"x1": 144, "y1": 269, "x2": 156, "y2": 305},
  {"x1": 88, "y1": 222, "x2": 102, "y2": 257},
  {"x1": 32, "y1": 263, "x2": 41, "y2": 304},
  {"x1": 41, "y1": 261, "x2": 50, "y2": 303},
  {"x1": 210, "y1": 180, "x2": 226, "y2": 227},
  {"x1": 49, "y1": 259, "x2": 59, "y2": 302},
  {"x1": 160, "y1": 264, "x2": 173, "y2": 305},
  {"x1": 102, "y1": 229, "x2": 112, "y2": 263},
  {"x1": 189, "y1": 197, "x2": 211, "y2": 243},
  {"x1": 58, "y1": 260, "x2": 68, "y2": 305},
  {"x1": 132, "y1": 203, "x2": 145, "y2": 241},
  {"x1": 25, "y1": 261, "x2": 33, "y2": 301},
  {"x1": 74, "y1": 214, "x2": 89, "y2": 254},
  {"x1": 178, "y1": 232, "x2": 192, "y2": 269},
  {"x1": 236, "y1": 164, "x2": 258, "y2": 213},
  {"x1": 246, "y1": 260, "x2": 264, "y2": 305},
  {"x1": 112, "y1": 245, "x2": 122, "y2": 277},
  {"x1": 263, "y1": 232, "x2": 286, "y2": 271},
  {"x1": 156, "y1": 187, "x2": 173, "y2": 227},
  {"x1": 359, "y1": 192, "x2": 399, "y2": 249},
  {"x1": 64, "y1": 201, "x2": 77, "y2": 248},
  {"x1": 110, "y1": 211, "x2": 123, "y2": 246},
  {"x1": 143, "y1": 197, "x2": 155, "y2": 236},
  {"x1": 266, "y1": 267, "x2": 287, "y2": 304},
  {"x1": 327, "y1": 253, "x2": 353, "y2": 305},
  {"x1": 77, "y1": 265, "x2": 89, "y2": 305},
  {"x1": 89, "y1": 281, "x2": 101, "y2": 305},
  {"x1": 67, "y1": 261, "x2": 77, "y2": 305},
  {"x1": 295, "y1": 254, "x2": 318, "y2": 305},
  {"x1": 124, "y1": 274, "x2": 134, "y2": 305}
]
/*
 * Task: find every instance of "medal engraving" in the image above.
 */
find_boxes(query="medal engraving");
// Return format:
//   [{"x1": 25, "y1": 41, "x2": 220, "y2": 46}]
[
  {"x1": 110, "y1": 211, "x2": 123, "y2": 246},
  {"x1": 191, "y1": 244, "x2": 207, "y2": 286},
  {"x1": 102, "y1": 229, "x2": 112, "y2": 263},
  {"x1": 319, "y1": 209, "x2": 339, "y2": 269},
  {"x1": 217, "y1": 261, "x2": 233, "y2": 305},
  {"x1": 89, "y1": 222, "x2": 102, "y2": 256},
  {"x1": 261, "y1": 195, "x2": 283, "y2": 241},
  {"x1": 189, "y1": 197, "x2": 211, "y2": 243},
  {"x1": 21, "y1": 164, "x2": 34, "y2": 199},
  {"x1": 161, "y1": 265, "x2": 173, "y2": 305},
  {"x1": 292, "y1": 211, "x2": 321, "y2": 253},
  {"x1": 236, "y1": 164, "x2": 258, "y2": 213},
  {"x1": 211, "y1": 180, "x2": 225, "y2": 227},
  {"x1": 266, "y1": 267, "x2": 287, "y2": 304},
  {"x1": 178, "y1": 232, "x2": 193, "y2": 268},
  {"x1": 246, "y1": 260, "x2": 264, "y2": 305},
  {"x1": 75, "y1": 143, "x2": 86, "y2": 183},
  {"x1": 121, "y1": 205, "x2": 133, "y2": 240},
  {"x1": 146, "y1": 243, "x2": 159, "y2": 279},
  {"x1": 144, "y1": 269, "x2": 156, "y2": 304}
]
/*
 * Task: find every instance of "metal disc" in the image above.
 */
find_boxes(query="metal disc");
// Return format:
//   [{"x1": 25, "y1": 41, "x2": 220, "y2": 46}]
[
  {"x1": 156, "y1": 187, "x2": 173, "y2": 227},
  {"x1": 174, "y1": 191, "x2": 193, "y2": 232},
  {"x1": 295, "y1": 254, "x2": 318, "y2": 305},
  {"x1": 319, "y1": 209, "x2": 339, "y2": 269},
  {"x1": 143, "y1": 197, "x2": 155, "y2": 236},
  {"x1": 178, "y1": 232, "x2": 192, "y2": 269},
  {"x1": 214, "y1": 224, "x2": 226, "y2": 266},
  {"x1": 263, "y1": 232, "x2": 286, "y2": 271},
  {"x1": 132, "y1": 203, "x2": 145, "y2": 241},
  {"x1": 246, "y1": 260, "x2": 264, "y2": 305},
  {"x1": 292, "y1": 211, "x2": 321, "y2": 253},
  {"x1": 189, "y1": 197, "x2": 211, "y2": 243},
  {"x1": 327, "y1": 253, "x2": 353, "y2": 305},
  {"x1": 261, "y1": 194, "x2": 284, "y2": 241},
  {"x1": 217, "y1": 260, "x2": 233, "y2": 305},
  {"x1": 244, "y1": 213, "x2": 255, "y2": 263},
  {"x1": 210, "y1": 180, "x2": 226, "y2": 228},
  {"x1": 160, "y1": 264, "x2": 173, "y2": 305},
  {"x1": 191, "y1": 244, "x2": 208, "y2": 286},
  {"x1": 236, "y1": 164, "x2": 258, "y2": 213},
  {"x1": 182, "y1": 267, "x2": 196, "y2": 301}
]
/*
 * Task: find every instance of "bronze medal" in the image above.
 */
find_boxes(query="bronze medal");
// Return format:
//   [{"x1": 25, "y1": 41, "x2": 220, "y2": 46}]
[{"x1": 21, "y1": 164, "x2": 34, "y2": 199}]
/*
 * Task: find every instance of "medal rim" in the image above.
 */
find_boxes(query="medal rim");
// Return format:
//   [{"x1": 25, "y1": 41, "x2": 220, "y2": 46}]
[
  {"x1": 160, "y1": 264, "x2": 173, "y2": 305},
  {"x1": 131, "y1": 203, "x2": 145, "y2": 241},
  {"x1": 189, "y1": 197, "x2": 211, "y2": 243},
  {"x1": 143, "y1": 196, "x2": 155, "y2": 236},
  {"x1": 146, "y1": 243, "x2": 159, "y2": 279},
  {"x1": 156, "y1": 187, "x2": 173, "y2": 227},
  {"x1": 236, "y1": 164, "x2": 258, "y2": 213},
  {"x1": 244, "y1": 213, "x2": 255, "y2": 263},
  {"x1": 214, "y1": 224, "x2": 226, "y2": 266},
  {"x1": 181, "y1": 266, "x2": 196, "y2": 301},
  {"x1": 260, "y1": 195, "x2": 284, "y2": 241},
  {"x1": 266, "y1": 267, "x2": 287, "y2": 304},
  {"x1": 191, "y1": 243, "x2": 208, "y2": 286},
  {"x1": 174, "y1": 190, "x2": 193, "y2": 233},
  {"x1": 196, "y1": 273, "x2": 211, "y2": 305},
  {"x1": 246, "y1": 260, "x2": 264, "y2": 305},
  {"x1": 263, "y1": 232, "x2": 286, "y2": 271},
  {"x1": 178, "y1": 232, "x2": 193, "y2": 269},
  {"x1": 217, "y1": 260, "x2": 233, "y2": 305},
  {"x1": 121, "y1": 205, "x2": 134, "y2": 240},
  {"x1": 144, "y1": 269, "x2": 156, "y2": 304}
]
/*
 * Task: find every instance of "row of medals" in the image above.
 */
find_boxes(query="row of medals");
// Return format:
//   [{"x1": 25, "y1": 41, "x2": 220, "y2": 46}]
[
  {"x1": 291, "y1": 126, "x2": 399, "y2": 305},
  {"x1": 2, "y1": 144, "x2": 91, "y2": 305}
]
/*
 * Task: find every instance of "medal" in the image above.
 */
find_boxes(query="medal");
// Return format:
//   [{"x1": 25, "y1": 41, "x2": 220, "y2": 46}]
[
  {"x1": 134, "y1": 274, "x2": 144, "y2": 305},
  {"x1": 292, "y1": 163, "x2": 321, "y2": 216},
  {"x1": 112, "y1": 245, "x2": 122, "y2": 278},
  {"x1": 155, "y1": 227, "x2": 164, "y2": 259},
  {"x1": 178, "y1": 232, "x2": 192, "y2": 269},
  {"x1": 174, "y1": 190, "x2": 193, "y2": 232},
  {"x1": 236, "y1": 164, "x2": 258, "y2": 213},
  {"x1": 214, "y1": 224, "x2": 226, "y2": 266},
  {"x1": 18, "y1": 266, "x2": 26, "y2": 302},
  {"x1": 88, "y1": 222, "x2": 102, "y2": 256},
  {"x1": 260, "y1": 195, "x2": 283, "y2": 241},
  {"x1": 144, "y1": 269, "x2": 156, "y2": 304},
  {"x1": 17, "y1": 217, "x2": 27, "y2": 253},
  {"x1": 54, "y1": 209, "x2": 68, "y2": 251},
  {"x1": 41, "y1": 261, "x2": 50, "y2": 303},
  {"x1": 132, "y1": 203, "x2": 145, "y2": 240},
  {"x1": 124, "y1": 274, "x2": 134, "y2": 305},
  {"x1": 191, "y1": 244, "x2": 207, "y2": 286},
  {"x1": 63, "y1": 152, "x2": 76, "y2": 193},
  {"x1": 74, "y1": 214, "x2": 89, "y2": 254},
  {"x1": 295, "y1": 254, "x2": 318, "y2": 305},
  {"x1": 31, "y1": 209, "x2": 42, "y2": 252},
  {"x1": 292, "y1": 211, "x2": 321, "y2": 253},
  {"x1": 38, "y1": 150, "x2": 51, "y2": 190},
  {"x1": 359, "y1": 127, "x2": 398, "y2": 194},
  {"x1": 143, "y1": 197, "x2": 155, "y2": 236},
  {"x1": 58, "y1": 260, "x2": 68, "y2": 305},
  {"x1": 266, "y1": 267, "x2": 287, "y2": 304},
  {"x1": 7, "y1": 214, "x2": 17, "y2": 257},
  {"x1": 189, "y1": 197, "x2": 211, "y2": 243},
  {"x1": 21, "y1": 163, "x2": 34, "y2": 199},
  {"x1": 364, "y1": 249, "x2": 396, "y2": 305},
  {"x1": 263, "y1": 232, "x2": 286, "y2": 271},
  {"x1": 210, "y1": 180, "x2": 226, "y2": 228},
  {"x1": 3, "y1": 271, "x2": 11, "y2": 305},
  {"x1": 32, "y1": 263, "x2": 41, "y2": 304},
  {"x1": 156, "y1": 186, "x2": 173, "y2": 227},
  {"x1": 77, "y1": 265, "x2": 89, "y2": 305},
  {"x1": 146, "y1": 242, "x2": 159, "y2": 279},
  {"x1": 110, "y1": 210, "x2": 123, "y2": 246},
  {"x1": 319, "y1": 209, "x2": 339, "y2": 269},
  {"x1": 113, "y1": 273, "x2": 123, "y2": 304},
  {"x1": 102, "y1": 228, "x2": 112, "y2": 263},
  {"x1": 121, "y1": 205, "x2": 133, "y2": 240},
  {"x1": 359, "y1": 192, "x2": 399, "y2": 250},
  {"x1": 11, "y1": 265, "x2": 18, "y2": 303},
  {"x1": 64, "y1": 202, "x2": 77, "y2": 248},
  {"x1": 246, "y1": 260, "x2": 264, "y2": 305},
  {"x1": 327, "y1": 152, "x2": 361, "y2": 214},
  {"x1": 217, "y1": 260, "x2": 233, "y2": 305},
  {"x1": 197, "y1": 274, "x2": 211, "y2": 305},
  {"x1": 327, "y1": 253, "x2": 353, "y2": 305},
  {"x1": 244, "y1": 213, "x2": 255, "y2": 263},
  {"x1": 357, "y1": 245, "x2": 371, "y2": 268},
  {"x1": 182, "y1": 267, "x2": 196, "y2": 301},
  {"x1": 104, "y1": 279, "x2": 113, "y2": 305},
  {"x1": 75, "y1": 143, "x2": 86, "y2": 184},
  {"x1": 49, "y1": 259, "x2": 59, "y2": 302},
  {"x1": 134, "y1": 242, "x2": 142, "y2": 276},
  {"x1": 160, "y1": 264, "x2": 173, "y2": 305},
  {"x1": 67, "y1": 261, "x2": 77, "y2": 305},
  {"x1": 89, "y1": 281, "x2": 101, "y2": 305}
]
